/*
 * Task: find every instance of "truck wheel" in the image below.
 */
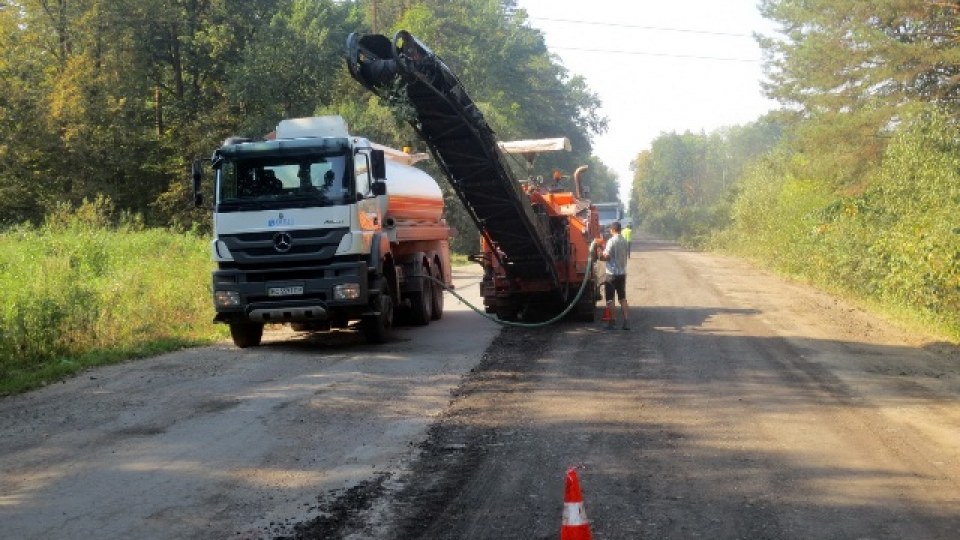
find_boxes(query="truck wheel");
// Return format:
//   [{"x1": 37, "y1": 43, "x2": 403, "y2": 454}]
[
  {"x1": 361, "y1": 287, "x2": 394, "y2": 343},
  {"x1": 407, "y1": 275, "x2": 433, "y2": 326},
  {"x1": 230, "y1": 322, "x2": 264, "y2": 348},
  {"x1": 430, "y1": 263, "x2": 444, "y2": 320}
]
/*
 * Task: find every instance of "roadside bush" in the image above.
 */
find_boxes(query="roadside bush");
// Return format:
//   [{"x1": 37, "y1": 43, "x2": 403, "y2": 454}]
[
  {"x1": 0, "y1": 198, "x2": 223, "y2": 394},
  {"x1": 722, "y1": 151, "x2": 834, "y2": 271},
  {"x1": 830, "y1": 110, "x2": 960, "y2": 325},
  {"x1": 720, "y1": 108, "x2": 960, "y2": 336}
]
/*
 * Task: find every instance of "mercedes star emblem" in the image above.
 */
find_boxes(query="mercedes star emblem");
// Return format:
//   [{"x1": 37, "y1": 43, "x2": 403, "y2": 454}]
[{"x1": 273, "y1": 232, "x2": 293, "y2": 253}]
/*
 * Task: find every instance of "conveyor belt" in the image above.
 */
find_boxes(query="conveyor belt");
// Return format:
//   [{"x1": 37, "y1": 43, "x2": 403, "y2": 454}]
[{"x1": 346, "y1": 31, "x2": 559, "y2": 283}]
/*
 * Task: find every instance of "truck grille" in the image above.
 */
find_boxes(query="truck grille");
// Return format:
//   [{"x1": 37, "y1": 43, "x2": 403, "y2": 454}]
[{"x1": 219, "y1": 227, "x2": 349, "y2": 265}]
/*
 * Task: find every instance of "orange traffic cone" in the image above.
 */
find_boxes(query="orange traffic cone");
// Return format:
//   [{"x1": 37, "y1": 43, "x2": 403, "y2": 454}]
[
  {"x1": 600, "y1": 304, "x2": 614, "y2": 323},
  {"x1": 561, "y1": 467, "x2": 593, "y2": 540}
]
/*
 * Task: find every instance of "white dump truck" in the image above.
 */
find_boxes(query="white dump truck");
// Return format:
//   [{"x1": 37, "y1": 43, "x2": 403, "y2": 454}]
[
  {"x1": 192, "y1": 116, "x2": 452, "y2": 347},
  {"x1": 593, "y1": 201, "x2": 622, "y2": 238}
]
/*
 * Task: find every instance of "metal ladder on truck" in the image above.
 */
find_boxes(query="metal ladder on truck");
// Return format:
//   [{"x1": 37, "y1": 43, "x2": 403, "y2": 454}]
[{"x1": 346, "y1": 31, "x2": 561, "y2": 288}]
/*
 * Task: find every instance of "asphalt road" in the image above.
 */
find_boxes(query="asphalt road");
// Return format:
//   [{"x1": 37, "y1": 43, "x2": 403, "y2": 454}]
[{"x1": 1, "y1": 236, "x2": 958, "y2": 539}]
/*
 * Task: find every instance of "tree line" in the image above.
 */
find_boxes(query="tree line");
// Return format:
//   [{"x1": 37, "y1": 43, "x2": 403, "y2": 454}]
[
  {"x1": 0, "y1": 0, "x2": 619, "y2": 253},
  {"x1": 629, "y1": 0, "x2": 960, "y2": 333}
]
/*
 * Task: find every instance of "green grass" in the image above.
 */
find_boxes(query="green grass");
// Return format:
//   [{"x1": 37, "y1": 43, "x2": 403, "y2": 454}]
[
  {"x1": 0, "y1": 209, "x2": 225, "y2": 395},
  {"x1": 450, "y1": 252, "x2": 473, "y2": 266}
]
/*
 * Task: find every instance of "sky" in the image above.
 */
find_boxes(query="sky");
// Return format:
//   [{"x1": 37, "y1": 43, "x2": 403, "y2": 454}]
[{"x1": 516, "y1": 0, "x2": 780, "y2": 203}]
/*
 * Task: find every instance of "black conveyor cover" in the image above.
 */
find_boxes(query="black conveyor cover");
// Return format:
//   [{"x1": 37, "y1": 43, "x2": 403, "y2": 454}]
[{"x1": 346, "y1": 31, "x2": 559, "y2": 284}]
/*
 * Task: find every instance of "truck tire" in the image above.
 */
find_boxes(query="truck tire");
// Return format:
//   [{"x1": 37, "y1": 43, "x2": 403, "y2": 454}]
[
  {"x1": 429, "y1": 263, "x2": 444, "y2": 320},
  {"x1": 407, "y1": 274, "x2": 433, "y2": 326},
  {"x1": 230, "y1": 322, "x2": 264, "y2": 348},
  {"x1": 361, "y1": 286, "x2": 394, "y2": 343}
]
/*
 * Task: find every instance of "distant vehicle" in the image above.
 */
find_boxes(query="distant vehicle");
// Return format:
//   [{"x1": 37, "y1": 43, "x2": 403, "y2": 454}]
[{"x1": 594, "y1": 202, "x2": 622, "y2": 235}]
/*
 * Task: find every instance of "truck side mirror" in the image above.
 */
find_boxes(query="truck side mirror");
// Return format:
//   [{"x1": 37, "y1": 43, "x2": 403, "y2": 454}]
[
  {"x1": 191, "y1": 160, "x2": 204, "y2": 207},
  {"x1": 371, "y1": 181, "x2": 387, "y2": 196},
  {"x1": 370, "y1": 149, "x2": 386, "y2": 180}
]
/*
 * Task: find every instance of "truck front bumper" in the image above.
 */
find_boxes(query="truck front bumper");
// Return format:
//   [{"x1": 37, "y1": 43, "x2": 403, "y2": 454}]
[{"x1": 212, "y1": 259, "x2": 370, "y2": 324}]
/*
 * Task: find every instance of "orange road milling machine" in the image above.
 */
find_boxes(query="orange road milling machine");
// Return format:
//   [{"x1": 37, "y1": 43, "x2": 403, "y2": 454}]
[{"x1": 346, "y1": 30, "x2": 605, "y2": 322}]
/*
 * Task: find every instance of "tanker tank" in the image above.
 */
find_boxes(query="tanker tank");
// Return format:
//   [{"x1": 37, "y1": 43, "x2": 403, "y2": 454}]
[{"x1": 379, "y1": 158, "x2": 444, "y2": 224}]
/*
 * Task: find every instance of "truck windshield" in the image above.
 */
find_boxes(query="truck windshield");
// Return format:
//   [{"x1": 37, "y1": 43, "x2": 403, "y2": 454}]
[
  {"x1": 217, "y1": 153, "x2": 349, "y2": 211},
  {"x1": 597, "y1": 206, "x2": 620, "y2": 222}
]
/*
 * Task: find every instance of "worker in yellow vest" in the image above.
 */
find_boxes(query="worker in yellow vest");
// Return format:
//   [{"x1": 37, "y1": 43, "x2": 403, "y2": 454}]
[{"x1": 622, "y1": 222, "x2": 633, "y2": 256}]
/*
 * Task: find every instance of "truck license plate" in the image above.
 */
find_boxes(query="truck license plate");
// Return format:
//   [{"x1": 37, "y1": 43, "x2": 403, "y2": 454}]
[{"x1": 267, "y1": 286, "x2": 304, "y2": 297}]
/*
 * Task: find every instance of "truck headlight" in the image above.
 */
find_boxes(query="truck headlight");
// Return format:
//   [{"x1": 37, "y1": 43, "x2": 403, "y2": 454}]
[
  {"x1": 333, "y1": 283, "x2": 361, "y2": 301},
  {"x1": 214, "y1": 290, "x2": 241, "y2": 308}
]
